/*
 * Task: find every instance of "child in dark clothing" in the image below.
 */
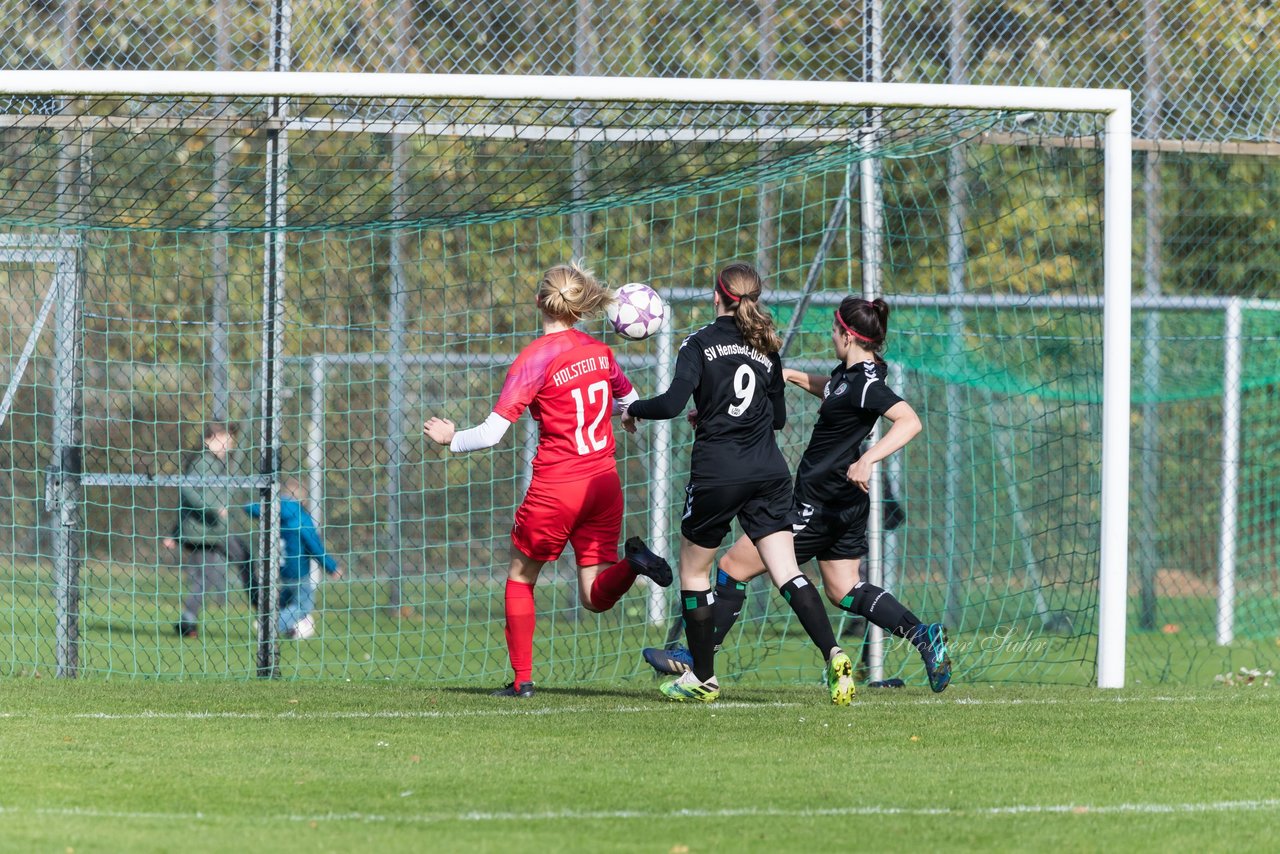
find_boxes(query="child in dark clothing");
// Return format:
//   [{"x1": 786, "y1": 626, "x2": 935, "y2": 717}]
[{"x1": 163, "y1": 422, "x2": 253, "y2": 638}]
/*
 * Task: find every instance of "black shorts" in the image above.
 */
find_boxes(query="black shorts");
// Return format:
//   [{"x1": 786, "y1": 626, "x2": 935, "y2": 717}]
[
  {"x1": 791, "y1": 495, "x2": 869, "y2": 563},
  {"x1": 680, "y1": 477, "x2": 794, "y2": 549}
]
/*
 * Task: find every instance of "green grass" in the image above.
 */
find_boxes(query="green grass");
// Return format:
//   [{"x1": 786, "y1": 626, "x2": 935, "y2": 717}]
[{"x1": 0, "y1": 681, "x2": 1276, "y2": 852}]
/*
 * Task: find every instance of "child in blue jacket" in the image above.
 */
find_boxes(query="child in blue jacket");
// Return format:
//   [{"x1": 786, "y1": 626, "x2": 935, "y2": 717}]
[{"x1": 243, "y1": 479, "x2": 340, "y2": 638}]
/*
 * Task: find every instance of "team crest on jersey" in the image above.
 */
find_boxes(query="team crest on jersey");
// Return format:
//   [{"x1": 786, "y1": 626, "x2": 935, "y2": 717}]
[{"x1": 832, "y1": 382, "x2": 848, "y2": 397}]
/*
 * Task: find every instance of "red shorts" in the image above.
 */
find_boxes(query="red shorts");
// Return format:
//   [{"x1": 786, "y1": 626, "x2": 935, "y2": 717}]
[{"x1": 511, "y1": 469, "x2": 623, "y2": 566}]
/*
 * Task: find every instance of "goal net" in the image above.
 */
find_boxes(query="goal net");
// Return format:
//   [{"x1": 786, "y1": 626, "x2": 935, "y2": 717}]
[{"x1": 0, "y1": 74, "x2": 1130, "y2": 686}]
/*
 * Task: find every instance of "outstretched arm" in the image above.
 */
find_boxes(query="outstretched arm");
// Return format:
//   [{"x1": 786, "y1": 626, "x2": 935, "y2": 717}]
[
  {"x1": 621, "y1": 337, "x2": 701, "y2": 432},
  {"x1": 624, "y1": 377, "x2": 696, "y2": 422},
  {"x1": 782, "y1": 368, "x2": 827, "y2": 398},
  {"x1": 425, "y1": 411, "x2": 514, "y2": 453},
  {"x1": 427, "y1": 344, "x2": 539, "y2": 452},
  {"x1": 845, "y1": 401, "x2": 922, "y2": 492},
  {"x1": 298, "y1": 514, "x2": 340, "y2": 576}
]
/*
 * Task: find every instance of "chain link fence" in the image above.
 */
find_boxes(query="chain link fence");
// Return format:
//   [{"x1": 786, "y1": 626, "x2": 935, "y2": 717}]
[{"x1": 2, "y1": 1, "x2": 1277, "y2": 143}]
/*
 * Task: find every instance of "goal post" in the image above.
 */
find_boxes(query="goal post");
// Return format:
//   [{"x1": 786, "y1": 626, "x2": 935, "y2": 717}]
[
  {"x1": 0, "y1": 72, "x2": 1131, "y2": 687},
  {"x1": 1098, "y1": 95, "x2": 1133, "y2": 689}
]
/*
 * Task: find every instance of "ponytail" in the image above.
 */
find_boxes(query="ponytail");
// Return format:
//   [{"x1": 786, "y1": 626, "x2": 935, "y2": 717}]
[
  {"x1": 537, "y1": 261, "x2": 613, "y2": 323},
  {"x1": 716, "y1": 262, "x2": 782, "y2": 354}
]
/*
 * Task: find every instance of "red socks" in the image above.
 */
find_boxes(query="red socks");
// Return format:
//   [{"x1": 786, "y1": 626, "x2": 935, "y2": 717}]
[
  {"x1": 504, "y1": 579, "x2": 536, "y2": 685},
  {"x1": 504, "y1": 560, "x2": 636, "y2": 684},
  {"x1": 588, "y1": 557, "x2": 638, "y2": 612}
]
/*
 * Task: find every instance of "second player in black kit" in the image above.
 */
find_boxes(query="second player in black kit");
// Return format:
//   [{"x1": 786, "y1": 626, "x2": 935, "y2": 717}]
[
  {"x1": 623, "y1": 262, "x2": 858, "y2": 705},
  {"x1": 644, "y1": 296, "x2": 953, "y2": 693},
  {"x1": 788, "y1": 356, "x2": 904, "y2": 562}
]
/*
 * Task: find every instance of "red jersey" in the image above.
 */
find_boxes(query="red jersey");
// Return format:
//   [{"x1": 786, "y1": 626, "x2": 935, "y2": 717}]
[{"x1": 493, "y1": 329, "x2": 633, "y2": 483}]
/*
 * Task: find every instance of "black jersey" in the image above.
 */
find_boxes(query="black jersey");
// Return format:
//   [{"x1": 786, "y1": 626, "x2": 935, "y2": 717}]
[
  {"x1": 794, "y1": 359, "x2": 903, "y2": 506},
  {"x1": 629, "y1": 315, "x2": 789, "y2": 485},
  {"x1": 679, "y1": 317, "x2": 788, "y2": 484}
]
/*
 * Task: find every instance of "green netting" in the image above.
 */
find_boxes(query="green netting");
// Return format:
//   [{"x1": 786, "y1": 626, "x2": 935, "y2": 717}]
[
  {"x1": 0, "y1": 97, "x2": 993, "y2": 232},
  {"x1": 0, "y1": 89, "x2": 1142, "y2": 686}
]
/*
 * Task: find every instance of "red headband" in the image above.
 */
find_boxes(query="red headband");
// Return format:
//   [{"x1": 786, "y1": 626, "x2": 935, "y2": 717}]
[
  {"x1": 716, "y1": 273, "x2": 742, "y2": 303},
  {"x1": 835, "y1": 309, "x2": 875, "y2": 344}
]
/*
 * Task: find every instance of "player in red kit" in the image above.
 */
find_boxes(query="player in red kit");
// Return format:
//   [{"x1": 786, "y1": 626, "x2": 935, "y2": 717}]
[{"x1": 424, "y1": 262, "x2": 673, "y2": 698}]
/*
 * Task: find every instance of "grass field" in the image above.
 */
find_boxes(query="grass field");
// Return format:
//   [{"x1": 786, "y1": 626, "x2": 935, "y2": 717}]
[{"x1": 1, "y1": 679, "x2": 1276, "y2": 852}]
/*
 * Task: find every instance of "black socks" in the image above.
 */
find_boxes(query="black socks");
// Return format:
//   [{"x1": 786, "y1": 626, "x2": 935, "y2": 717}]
[
  {"x1": 706, "y1": 569, "x2": 844, "y2": 663},
  {"x1": 681, "y1": 588, "x2": 717, "y2": 682},
  {"x1": 836, "y1": 581, "x2": 922, "y2": 644},
  {"x1": 779, "y1": 575, "x2": 839, "y2": 659},
  {"x1": 710, "y1": 569, "x2": 748, "y2": 649}
]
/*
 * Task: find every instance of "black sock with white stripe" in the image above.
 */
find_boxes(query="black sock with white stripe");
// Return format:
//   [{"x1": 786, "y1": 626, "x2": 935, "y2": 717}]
[
  {"x1": 711, "y1": 569, "x2": 748, "y2": 650},
  {"x1": 681, "y1": 589, "x2": 717, "y2": 683},
  {"x1": 778, "y1": 575, "x2": 839, "y2": 660},
  {"x1": 836, "y1": 582, "x2": 922, "y2": 646}
]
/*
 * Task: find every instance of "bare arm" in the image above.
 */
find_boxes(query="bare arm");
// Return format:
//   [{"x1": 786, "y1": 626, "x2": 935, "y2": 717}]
[
  {"x1": 782, "y1": 368, "x2": 827, "y2": 398},
  {"x1": 845, "y1": 401, "x2": 922, "y2": 492}
]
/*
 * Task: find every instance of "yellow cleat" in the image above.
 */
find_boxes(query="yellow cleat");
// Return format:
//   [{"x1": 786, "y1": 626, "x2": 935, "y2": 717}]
[{"x1": 827, "y1": 651, "x2": 857, "y2": 706}]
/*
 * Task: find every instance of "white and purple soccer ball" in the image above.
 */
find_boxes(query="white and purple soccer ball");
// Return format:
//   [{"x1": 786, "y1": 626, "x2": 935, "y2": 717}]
[{"x1": 607, "y1": 282, "x2": 668, "y2": 341}]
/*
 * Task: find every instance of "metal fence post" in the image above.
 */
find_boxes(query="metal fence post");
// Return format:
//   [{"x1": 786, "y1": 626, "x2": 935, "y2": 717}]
[
  {"x1": 383, "y1": 0, "x2": 412, "y2": 615},
  {"x1": 1137, "y1": 0, "x2": 1165, "y2": 632},
  {"x1": 256, "y1": 0, "x2": 292, "y2": 678},
  {"x1": 51, "y1": 217, "x2": 85, "y2": 679},
  {"x1": 1216, "y1": 298, "x2": 1242, "y2": 646}
]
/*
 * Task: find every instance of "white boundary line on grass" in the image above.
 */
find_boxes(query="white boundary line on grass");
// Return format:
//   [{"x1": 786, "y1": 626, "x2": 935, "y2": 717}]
[{"x1": 1, "y1": 799, "x2": 1278, "y2": 826}]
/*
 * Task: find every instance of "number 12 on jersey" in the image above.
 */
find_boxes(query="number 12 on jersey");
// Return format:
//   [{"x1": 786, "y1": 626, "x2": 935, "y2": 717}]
[{"x1": 570, "y1": 380, "x2": 611, "y2": 454}]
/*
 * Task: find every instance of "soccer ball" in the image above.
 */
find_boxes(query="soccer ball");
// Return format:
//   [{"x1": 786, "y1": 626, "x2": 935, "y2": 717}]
[{"x1": 607, "y1": 282, "x2": 668, "y2": 340}]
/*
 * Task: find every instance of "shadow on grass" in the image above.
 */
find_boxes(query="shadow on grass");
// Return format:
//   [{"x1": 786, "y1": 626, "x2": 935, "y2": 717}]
[
  {"x1": 434, "y1": 684, "x2": 800, "y2": 704},
  {"x1": 436, "y1": 684, "x2": 646, "y2": 701}
]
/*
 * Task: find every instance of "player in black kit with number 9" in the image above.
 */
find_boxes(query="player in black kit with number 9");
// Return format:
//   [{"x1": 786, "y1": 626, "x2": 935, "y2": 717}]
[
  {"x1": 644, "y1": 296, "x2": 952, "y2": 693},
  {"x1": 622, "y1": 263, "x2": 857, "y2": 704}
]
